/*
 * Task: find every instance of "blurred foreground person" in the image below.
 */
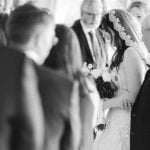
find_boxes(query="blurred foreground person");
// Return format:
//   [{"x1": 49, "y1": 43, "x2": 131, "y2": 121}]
[
  {"x1": 6, "y1": 3, "x2": 81, "y2": 150},
  {"x1": 0, "y1": 46, "x2": 44, "y2": 150},
  {"x1": 45, "y1": 24, "x2": 101, "y2": 150}
]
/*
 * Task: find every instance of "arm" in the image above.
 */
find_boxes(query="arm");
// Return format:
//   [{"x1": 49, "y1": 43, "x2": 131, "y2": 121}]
[
  {"x1": 21, "y1": 58, "x2": 45, "y2": 150},
  {"x1": 69, "y1": 81, "x2": 81, "y2": 150},
  {"x1": 103, "y1": 48, "x2": 145, "y2": 110}
]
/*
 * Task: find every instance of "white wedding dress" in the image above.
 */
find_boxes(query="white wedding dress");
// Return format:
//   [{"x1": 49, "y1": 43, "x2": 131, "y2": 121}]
[{"x1": 93, "y1": 46, "x2": 147, "y2": 150}]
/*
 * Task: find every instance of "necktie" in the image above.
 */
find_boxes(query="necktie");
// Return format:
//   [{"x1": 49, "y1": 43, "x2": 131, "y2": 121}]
[{"x1": 88, "y1": 31, "x2": 100, "y2": 68}]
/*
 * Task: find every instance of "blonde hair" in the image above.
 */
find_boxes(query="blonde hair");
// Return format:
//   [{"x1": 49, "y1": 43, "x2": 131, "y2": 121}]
[{"x1": 127, "y1": 1, "x2": 150, "y2": 14}]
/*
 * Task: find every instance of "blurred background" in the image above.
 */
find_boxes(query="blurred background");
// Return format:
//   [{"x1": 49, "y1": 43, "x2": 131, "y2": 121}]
[{"x1": 12, "y1": 0, "x2": 150, "y2": 26}]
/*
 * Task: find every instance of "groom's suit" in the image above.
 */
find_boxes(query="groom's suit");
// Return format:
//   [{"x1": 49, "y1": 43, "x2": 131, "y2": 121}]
[{"x1": 131, "y1": 69, "x2": 150, "y2": 150}]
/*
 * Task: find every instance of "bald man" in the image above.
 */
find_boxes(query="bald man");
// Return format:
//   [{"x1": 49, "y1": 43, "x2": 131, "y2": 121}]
[{"x1": 130, "y1": 14, "x2": 150, "y2": 150}]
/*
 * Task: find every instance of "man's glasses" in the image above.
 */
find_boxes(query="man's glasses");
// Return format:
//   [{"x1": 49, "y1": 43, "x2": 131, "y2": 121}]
[{"x1": 83, "y1": 10, "x2": 101, "y2": 17}]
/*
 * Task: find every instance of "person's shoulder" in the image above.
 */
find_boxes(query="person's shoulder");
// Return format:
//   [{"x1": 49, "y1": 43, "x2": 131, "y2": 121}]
[
  {"x1": 37, "y1": 65, "x2": 73, "y2": 88},
  {"x1": 123, "y1": 46, "x2": 145, "y2": 70},
  {"x1": 124, "y1": 46, "x2": 141, "y2": 60},
  {"x1": 0, "y1": 46, "x2": 26, "y2": 61},
  {"x1": 37, "y1": 67, "x2": 75, "y2": 107},
  {"x1": 125, "y1": 46, "x2": 136, "y2": 54},
  {"x1": 72, "y1": 19, "x2": 81, "y2": 29}
]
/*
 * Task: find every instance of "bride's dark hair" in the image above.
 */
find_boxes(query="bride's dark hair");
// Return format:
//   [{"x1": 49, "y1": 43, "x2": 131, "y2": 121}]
[
  {"x1": 99, "y1": 9, "x2": 142, "y2": 71},
  {"x1": 100, "y1": 13, "x2": 128, "y2": 71}
]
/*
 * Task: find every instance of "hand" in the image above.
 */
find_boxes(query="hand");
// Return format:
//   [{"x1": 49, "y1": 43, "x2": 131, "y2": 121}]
[
  {"x1": 82, "y1": 62, "x2": 90, "y2": 75},
  {"x1": 102, "y1": 100, "x2": 107, "y2": 111},
  {"x1": 122, "y1": 99, "x2": 133, "y2": 110}
]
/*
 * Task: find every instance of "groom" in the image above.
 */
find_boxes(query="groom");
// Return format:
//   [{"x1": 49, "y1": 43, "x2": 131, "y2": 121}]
[{"x1": 130, "y1": 14, "x2": 150, "y2": 150}]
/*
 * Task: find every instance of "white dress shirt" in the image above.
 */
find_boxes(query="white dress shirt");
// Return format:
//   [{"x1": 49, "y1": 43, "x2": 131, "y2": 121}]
[
  {"x1": 80, "y1": 20, "x2": 96, "y2": 60},
  {"x1": 25, "y1": 50, "x2": 41, "y2": 65}
]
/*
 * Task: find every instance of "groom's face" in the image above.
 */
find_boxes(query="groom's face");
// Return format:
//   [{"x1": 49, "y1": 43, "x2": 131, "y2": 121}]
[{"x1": 142, "y1": 19, "x2": 150, "y2": 52}]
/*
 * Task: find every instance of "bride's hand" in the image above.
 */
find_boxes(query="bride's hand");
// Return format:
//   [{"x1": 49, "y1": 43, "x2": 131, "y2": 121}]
[
  {"x1": 102, "y1": 99, "x2": 108, "y2": 111},
  {"x1": 122, "y1": 99, "x2": 133, "y2": 110},
  {"x1": 82, "y1": 62, "x2": 90, "y2": 75}
]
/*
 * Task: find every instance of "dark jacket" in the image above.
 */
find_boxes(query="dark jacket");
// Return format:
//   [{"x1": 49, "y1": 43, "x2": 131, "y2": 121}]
[
  {"x1": 131, "y1": 69, "x2": 150, "y2": 150},
  {"x1": 34, "y1": 64, "x2": 80, "y2": 150},
  {"x1": 72, "y1": 20, "x2": 107, "y2": 68},
  {"x1": 0, "y1": 46, "x2": 44, "y2": 150}
]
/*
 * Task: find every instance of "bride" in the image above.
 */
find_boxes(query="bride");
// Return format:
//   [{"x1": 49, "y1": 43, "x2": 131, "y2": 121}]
[{"x1": 93, "y1": 9, "x2": 148, "y2": 150}]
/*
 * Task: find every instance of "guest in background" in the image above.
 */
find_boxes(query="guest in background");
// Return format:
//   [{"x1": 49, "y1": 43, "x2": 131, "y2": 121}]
[
  {"x1": 44, "y1": 24, "x2": 101, "y2": 150},
  {"x1": 45, "y1": 25, "x2": 83, "y2": 79},
  {"x1": 6, "y1": 4, "x2": 81, "y2": 150},
  {"x1": 127, "y1": 1, "x2": 150, "y2": 24},
  {"x1": 72, "y1": 0, "x2": 107, "y2": 70}
]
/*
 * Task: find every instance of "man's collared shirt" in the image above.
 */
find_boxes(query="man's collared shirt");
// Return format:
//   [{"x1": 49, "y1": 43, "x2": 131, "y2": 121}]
[
  {"x1": 80, "y1": 20, "x2": 99, "y2": 63},
  {"x1": 25, "y1": 50, "x2": 41, "y2": 65}
]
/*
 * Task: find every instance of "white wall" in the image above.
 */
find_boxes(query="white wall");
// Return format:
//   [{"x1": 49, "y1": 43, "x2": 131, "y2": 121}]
[
  {"x1": 15, "y1": 0, "x2": 83, "y2": 26},
  {"x1": 13, "y1": 0, "x2": 150, "y2": 26},
  {"x1": 53, "y1": 0, "x2": 83, "y2": 26}
]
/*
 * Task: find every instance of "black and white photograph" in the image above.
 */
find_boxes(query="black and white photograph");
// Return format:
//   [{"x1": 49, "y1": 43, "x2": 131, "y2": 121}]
[{"x1": 0, "y1": 0, "x2": 150, "y2": 150}]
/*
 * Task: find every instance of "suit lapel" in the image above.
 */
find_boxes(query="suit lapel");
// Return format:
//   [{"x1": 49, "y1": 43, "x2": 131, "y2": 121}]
[{"x1": 73, "y1": 21, "x2": 94, "y2": 64}]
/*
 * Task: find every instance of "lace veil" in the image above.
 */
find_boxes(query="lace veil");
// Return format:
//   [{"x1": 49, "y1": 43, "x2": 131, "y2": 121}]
[{"x1": 108, "y1": 9, "x2": 149, "y2": 61}]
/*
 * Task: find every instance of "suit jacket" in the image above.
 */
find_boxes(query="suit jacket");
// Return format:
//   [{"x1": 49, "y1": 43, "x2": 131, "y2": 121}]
[
  {"x1": 0, "y1": 46, "x2": 44, "y2": 150},
  {"x1": 34, "y1": 64, "x2": 80, "y2": 150},
  {"x1": 131, "y1": 69, "x2": 150, "y2": 150},
  {"x1": 72, "y1": 20, "x2": 107, "y2": 68}
]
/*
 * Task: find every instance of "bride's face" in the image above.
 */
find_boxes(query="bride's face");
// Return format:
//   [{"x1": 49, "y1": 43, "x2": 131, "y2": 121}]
[
  {"x1": 101, "y1": 30, "x2": 111, "y2": 40},
  {"x1": 101, "y1": 29, "x2": 115, "y2": 48}
]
